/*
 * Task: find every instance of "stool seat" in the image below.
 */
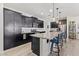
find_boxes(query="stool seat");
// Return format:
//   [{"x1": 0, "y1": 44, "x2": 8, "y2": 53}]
[{"x1": 50, "y1": 37, "x2": 59, "y2": 44}]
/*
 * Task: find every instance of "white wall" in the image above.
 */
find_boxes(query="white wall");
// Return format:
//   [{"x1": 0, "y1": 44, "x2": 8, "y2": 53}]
[{"x1": 0, "y1": 3, "x2": 3, "y2": 52}]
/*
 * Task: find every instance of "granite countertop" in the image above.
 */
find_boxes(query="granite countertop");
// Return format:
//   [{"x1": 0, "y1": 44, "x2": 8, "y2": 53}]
[{"x1": 30, "y1": 32, "x2": 60, "y2": 39}]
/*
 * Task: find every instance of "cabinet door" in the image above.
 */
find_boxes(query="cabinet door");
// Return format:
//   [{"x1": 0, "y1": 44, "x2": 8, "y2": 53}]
[
  {"x1": 23, "y1": 17, "x2": 33, "y2": 27},
  {"x1": 21, "y1": 16, "x2": 26, "y2": 27},
  {"x1": 33, "y1": 19, "x2": 38, "y2": 28},
  {"x1": 33, "y1": 22, "x2": 38, "y2": 28},
  {"x1": 38, "y1": 21, "x2": 44, "y2": 28},
  {"x1": 32, "y1": 37, "x2": 40, "y2": 56},
  {"x1": 14, "y1": 12, "x2": 22, "y2": 34},
  {"x1": 13, "y1": 12, "x2": 23, "y2": 41},
  {"x1": 4, "y1": 9, "x2": 15, "y2": 50}
]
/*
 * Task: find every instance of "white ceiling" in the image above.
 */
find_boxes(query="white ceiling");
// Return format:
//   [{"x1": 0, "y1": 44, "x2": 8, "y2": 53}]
[{"x1": 3, "y1": 3, "x2": 79, "y2": 20}]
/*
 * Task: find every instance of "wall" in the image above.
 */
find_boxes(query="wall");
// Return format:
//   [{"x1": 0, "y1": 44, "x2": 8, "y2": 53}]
[{"x1": 0, "y1": 3, "x2": 3, "y2": 52}]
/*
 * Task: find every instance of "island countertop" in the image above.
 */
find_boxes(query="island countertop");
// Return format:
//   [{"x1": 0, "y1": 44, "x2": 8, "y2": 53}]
[{"x1": 30, "y1": 32, "x2": 61, "y2": 39}]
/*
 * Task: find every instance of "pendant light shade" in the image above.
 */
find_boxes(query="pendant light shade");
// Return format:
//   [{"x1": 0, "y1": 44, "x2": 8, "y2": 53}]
[
  {"x1": 56, "y1": 8, "x2": 59, "y2": 23},
  {"x1": 52, "y1": 3, "x2": 56, "y2": 22}
]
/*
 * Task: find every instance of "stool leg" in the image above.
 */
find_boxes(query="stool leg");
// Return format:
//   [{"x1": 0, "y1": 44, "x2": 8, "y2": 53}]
[
  {"x1": 50, "y1": 42, "x2": 53, "y2": 54},
  {"x1": 57, "y1": 44, "x2": 60, "y2": 56},
  {"x1": 64, "y1": 37, "x2": 66, "y2": 43},
  {"x1": 62, "y1": 37, "x2": 64, "y2": 46},
  {"x1": 60, "y1": 38, "x2": 62, "y2": 48},
  {"x1": 61, "y1": 38, "x2": 63, "y2": 48},
  {"x1": 62, "y1": 39, "x2": 63, "y2": 46},
  {"x1": 65, "y1": 39, "x2": 66, "y2": 43}
]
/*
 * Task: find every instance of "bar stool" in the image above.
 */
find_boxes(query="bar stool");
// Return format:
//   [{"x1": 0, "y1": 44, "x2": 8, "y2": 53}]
[
  {"x1": 62, "y1": 32, "x2": 66, "y2": 43},
  {"x1": 58, "y1": 33, "x2": 63, "y2": 48},
  {"x1": 50, "y1": 36, "x2": 60, "y2": 56}
]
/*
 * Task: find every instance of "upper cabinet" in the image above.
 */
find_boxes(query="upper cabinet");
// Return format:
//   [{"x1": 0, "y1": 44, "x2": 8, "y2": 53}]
[
  {"x1": 22, "y1": 16, "x2": 44, "y2": 28},
  {"x1": 4, "y1": 8, "x2": 23, "y2": 50},
  {"x1": 4, "y1": 8, "x2": 44, "y2": 28},
  {"x1": 38, "y1": 21, "x2": 44, "y2": 28},
  {"x1": 13, "y1": 12, "x2": 22, "y2": 34},
  {"x1": 22, "y1": 16, "x2": 33, "y2": 27},
  {"x1": 31, "y1": 17, "x2": 38, "y2": 28}
]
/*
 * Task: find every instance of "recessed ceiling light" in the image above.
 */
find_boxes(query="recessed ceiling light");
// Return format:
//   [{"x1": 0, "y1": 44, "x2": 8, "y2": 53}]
[
  {"x1": 49, "y1": 9, "x2": 53, "y2": 12},
  {"x1": 41, "y1": 12, "x2": 44, "y2": 15}
]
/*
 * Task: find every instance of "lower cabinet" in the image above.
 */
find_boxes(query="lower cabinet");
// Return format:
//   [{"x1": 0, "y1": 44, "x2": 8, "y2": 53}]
[
  {"x1": 31, "y1": 36, "x2": 50, "y2": 56},
  {"x1": 4, "y1": 33, "x2": 32, "y2": 50},
  {"x1": 4, "y1": 34, "x2": 23, "y2": 50},
  {"x1": 31, "y1": 37, "x2": 40, "y2": 56},
  {"x1": 4, "y1": 35, "x2": 15, "y2": 50}
]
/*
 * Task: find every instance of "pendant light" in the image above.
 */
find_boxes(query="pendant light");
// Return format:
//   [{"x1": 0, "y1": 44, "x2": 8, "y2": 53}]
[
  {"x1": 52, "y1": 3, "x2": 55, "y2": 22},
  {"x1": 58, "y1": 12, "x2": 62, "y2": 25},
  {"x1": 59, "y1": 12, "x2": 61, "y2": 19}
]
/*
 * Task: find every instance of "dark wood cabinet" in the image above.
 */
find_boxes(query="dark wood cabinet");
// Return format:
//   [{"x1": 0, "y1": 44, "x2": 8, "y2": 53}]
[
  {"x1": 13, "y1": 12, "x2": 23, "y2": 42},
  {"x1": 31, "y1": 17, "x2": 38, "y2": 28},
  {"x1": 31, "y1": 17, "x2": 44, "y2": 28},
  {"x1": 38, "y1": 21, "x2": 44, "y2": 28},
  {"x1": 4, "y1": 8, "x2": 23, "y2": 50},
  {"x1": 4, "y1": 8, "x2": 44, "y2": 50},
  {"x1": 4, "y1": 8, "x2": 15, "y2": 50},
  {"x1": 22, "y1": 16, "x2": 44, "y2": 28},
  {"x1": 22, "y1": 16, "x2": 33, "y2": 27},
  {"x1": 31, "y1": 37, "x2": 40, "y2": 56}
]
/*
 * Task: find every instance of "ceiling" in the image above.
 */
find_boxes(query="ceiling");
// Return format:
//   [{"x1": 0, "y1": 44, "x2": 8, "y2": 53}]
[{"x1": 3, "y1": 3, "x2": 79, "y2": 20}]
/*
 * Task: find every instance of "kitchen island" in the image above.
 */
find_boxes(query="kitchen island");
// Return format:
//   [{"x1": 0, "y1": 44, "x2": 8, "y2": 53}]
[{"x1": 30, "y1": 32, "x2": 60, "y2": 56}]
